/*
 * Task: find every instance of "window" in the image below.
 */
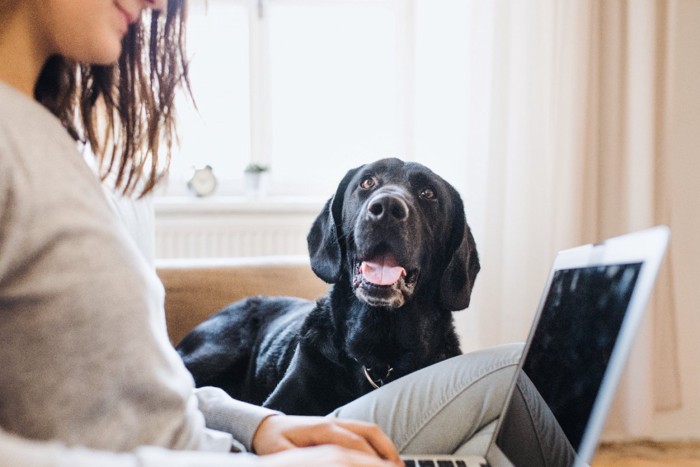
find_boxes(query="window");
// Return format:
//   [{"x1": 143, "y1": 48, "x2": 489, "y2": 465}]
[
  {"x1": 167, "y1": 0, "x2": 411, "y2": 198},
  {"x1": 171, "y1": 1, "x2": 251, "y2": 190}
]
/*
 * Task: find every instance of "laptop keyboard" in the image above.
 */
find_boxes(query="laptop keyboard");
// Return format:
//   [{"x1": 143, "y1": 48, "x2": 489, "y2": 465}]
[{"x1": 403, "y1": 460, "x2": 485, "y2": 467}]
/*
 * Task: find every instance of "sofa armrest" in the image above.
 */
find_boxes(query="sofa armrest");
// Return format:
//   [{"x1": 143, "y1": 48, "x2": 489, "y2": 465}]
[{"x1": 156, "y1": 255, "x2": 329, "y2": 346}]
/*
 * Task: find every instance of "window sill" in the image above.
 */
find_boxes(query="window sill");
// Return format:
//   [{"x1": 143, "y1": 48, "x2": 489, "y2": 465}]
[{"x1": 154, "y1": 195, "x2": 325, "y2": 216}]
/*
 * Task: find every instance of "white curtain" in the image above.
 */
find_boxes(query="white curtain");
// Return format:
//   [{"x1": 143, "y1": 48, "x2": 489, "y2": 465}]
[{"x1": 428, "y1": 0, "x2": 700, "y2": 440}]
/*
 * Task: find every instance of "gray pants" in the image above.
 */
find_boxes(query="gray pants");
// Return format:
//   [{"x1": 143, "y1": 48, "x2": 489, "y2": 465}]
[{"x1": 329, "y1": 343, "x2": 523, "y2": 456}]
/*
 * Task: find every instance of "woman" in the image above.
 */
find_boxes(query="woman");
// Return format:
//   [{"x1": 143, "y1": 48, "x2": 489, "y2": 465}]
[{"x1": 0, "y1": 1, "x2": 522, "y2": 466}]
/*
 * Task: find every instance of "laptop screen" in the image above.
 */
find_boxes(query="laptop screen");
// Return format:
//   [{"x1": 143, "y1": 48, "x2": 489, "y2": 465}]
[{"x1": 494, "y1": 262, "x2": 642, "y2": 466}]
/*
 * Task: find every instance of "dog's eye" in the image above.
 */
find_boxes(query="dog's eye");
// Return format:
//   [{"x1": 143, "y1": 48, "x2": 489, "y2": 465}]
[
  {"x1": 419, "y1": 188, "x2": 437, "y2": 200},
  {"x1": 360, "y1": 176, "x2": 377, "y2": 190}
]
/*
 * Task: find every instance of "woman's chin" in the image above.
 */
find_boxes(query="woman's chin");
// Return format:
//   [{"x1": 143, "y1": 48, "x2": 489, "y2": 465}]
[{"x1": 65, "y1": 36, "x2": 123, "y2": 66}]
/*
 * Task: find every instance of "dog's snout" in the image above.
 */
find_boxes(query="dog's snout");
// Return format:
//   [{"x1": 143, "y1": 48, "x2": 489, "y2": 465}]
[{"x1": 367, "y1": 194, "x2": 409, "y2": 222}]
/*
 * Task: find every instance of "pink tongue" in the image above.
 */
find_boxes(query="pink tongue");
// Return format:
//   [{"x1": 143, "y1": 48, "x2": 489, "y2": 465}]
[{"x1": 360, "y1": 255, "x2": 406, "y2": 286}]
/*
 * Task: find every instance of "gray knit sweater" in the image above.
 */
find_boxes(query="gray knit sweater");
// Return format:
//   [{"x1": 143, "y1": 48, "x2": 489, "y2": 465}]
[{"x1": 0, "y1": 81, "x2": 277, "y2": 466}]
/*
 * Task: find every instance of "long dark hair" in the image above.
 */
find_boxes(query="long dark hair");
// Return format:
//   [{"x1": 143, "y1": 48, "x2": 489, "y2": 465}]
[{"x1": 34, "y1": 0, "x2": 190, "y2": 197}]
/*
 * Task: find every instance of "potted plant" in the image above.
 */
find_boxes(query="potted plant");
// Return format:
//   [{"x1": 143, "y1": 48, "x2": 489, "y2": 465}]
[{"x1": 244, "y1": 163, "x2": 269, "y2": 197}]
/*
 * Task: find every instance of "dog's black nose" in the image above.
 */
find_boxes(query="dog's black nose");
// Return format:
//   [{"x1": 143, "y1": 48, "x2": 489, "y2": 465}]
[{"x1": 367, "y1": 194, "x2": 409, "y2": 222}]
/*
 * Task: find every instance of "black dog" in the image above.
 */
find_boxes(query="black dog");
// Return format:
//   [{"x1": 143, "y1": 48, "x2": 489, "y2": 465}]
[{"x1": 176, "y1": 158, "x2": 480, "y2": 415}]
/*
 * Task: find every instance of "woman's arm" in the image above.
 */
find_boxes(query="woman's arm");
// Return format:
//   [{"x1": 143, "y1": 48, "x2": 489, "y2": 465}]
[{"x1": 0, "y1": 426, "x2": 260, "y2": 467}]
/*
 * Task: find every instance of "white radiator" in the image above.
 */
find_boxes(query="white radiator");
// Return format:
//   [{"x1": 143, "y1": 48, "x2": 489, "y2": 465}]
[{"x1": 154, "y1": 197, "x2": 323, "y2": 259}]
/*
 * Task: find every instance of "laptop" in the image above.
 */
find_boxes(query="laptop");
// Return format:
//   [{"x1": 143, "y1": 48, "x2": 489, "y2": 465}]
[{"x1": 402, "y1": 225, "x2": 670, "y2": 467}]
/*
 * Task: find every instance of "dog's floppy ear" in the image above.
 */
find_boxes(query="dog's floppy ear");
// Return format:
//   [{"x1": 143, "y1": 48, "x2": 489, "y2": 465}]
[
  {"x1": 307, "y1": 197, "x2": 341, "y2": 283},
  {"x1": 307, "y1": 166, "x2": 362, "y2": 283},
  {"x1": 439, "y1": 215, "x2": 481, "y2": 311}
]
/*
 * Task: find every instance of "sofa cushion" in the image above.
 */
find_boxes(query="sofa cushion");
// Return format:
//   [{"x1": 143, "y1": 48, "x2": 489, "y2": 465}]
[{"x1": 156, "y1": 256, "x2": 328, "y2": 346}]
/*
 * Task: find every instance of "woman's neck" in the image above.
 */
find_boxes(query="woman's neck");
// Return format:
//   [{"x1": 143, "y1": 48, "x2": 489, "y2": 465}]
[{"x1": 0, "y1": 7, "x2": 51, "y2": 97}]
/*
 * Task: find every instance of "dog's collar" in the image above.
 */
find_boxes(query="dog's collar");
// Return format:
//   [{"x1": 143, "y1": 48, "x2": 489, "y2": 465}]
[{"x1": 362, "y1": 364, "x2": 394, "y2": 390}]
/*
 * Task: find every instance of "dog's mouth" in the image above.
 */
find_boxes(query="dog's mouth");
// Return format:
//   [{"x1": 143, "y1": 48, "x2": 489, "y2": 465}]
[{"x1": 352, "y1": 252, "x2": 419, "y2": 308}]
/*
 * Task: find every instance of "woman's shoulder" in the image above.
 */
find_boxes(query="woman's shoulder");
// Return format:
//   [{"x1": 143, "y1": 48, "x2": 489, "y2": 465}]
[
  {"x1": 0, "y1": 81, "x2": 94, "y2": 193},
  {"x1": 0, "y1": 81, "x2": 73, "y2": 151}
]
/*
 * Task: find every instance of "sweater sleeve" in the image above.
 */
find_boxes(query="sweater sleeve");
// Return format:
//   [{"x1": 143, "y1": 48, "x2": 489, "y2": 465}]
[
  {"x1": 0, "y1": 427, "x2": 262, "y2": 467},
  {"x1": 0, "y1": 144, "x2": 23, "y2": 290},
  {"x1": 195, "y1": 387, "x2": 282, "y2": 452}
]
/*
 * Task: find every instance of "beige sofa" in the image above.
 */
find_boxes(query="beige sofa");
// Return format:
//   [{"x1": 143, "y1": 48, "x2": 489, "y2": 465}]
[{"x1": 156, "y1": 256, "x2": 329, "y2": 346}]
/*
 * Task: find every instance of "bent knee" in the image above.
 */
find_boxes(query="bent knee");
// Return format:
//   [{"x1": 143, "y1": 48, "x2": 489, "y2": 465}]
[{"x1": 445, "y1": 342, "x2": 524, "y2": 378}]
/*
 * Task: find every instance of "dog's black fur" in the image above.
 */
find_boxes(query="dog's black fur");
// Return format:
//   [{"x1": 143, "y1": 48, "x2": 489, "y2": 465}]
[{"x1": 176, "y1": 158, "x2": 480, "y2": 415}]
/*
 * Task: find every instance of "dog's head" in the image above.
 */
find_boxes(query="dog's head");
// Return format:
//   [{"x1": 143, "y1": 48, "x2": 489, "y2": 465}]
[{"x1": 307, "y1": 158, "x2": 480, "y2": 310}]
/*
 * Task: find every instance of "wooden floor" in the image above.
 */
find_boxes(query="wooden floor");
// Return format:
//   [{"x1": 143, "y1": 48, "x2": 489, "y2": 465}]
[{"x1": 592, "y1": 441, "x2": 700, "y2": 467}]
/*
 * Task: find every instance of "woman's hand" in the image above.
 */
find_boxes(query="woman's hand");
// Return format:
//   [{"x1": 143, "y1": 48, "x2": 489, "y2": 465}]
[
  {"x1": 257, "y1": 445, "x2": 401, "y2": 467},
  {"x1": 252, "y1": 415, "x2": 401, "y2": 466}
]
